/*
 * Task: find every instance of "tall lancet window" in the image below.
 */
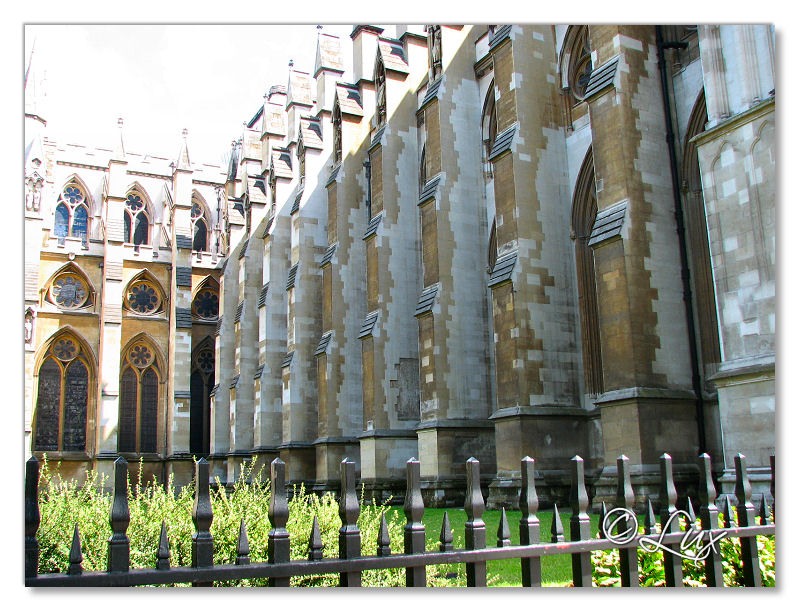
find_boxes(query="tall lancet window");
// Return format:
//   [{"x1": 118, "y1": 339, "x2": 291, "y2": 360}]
[
  {"x1": 54, "y1": 183, "x2": 89, "y2": 247},
  {"x1": 192, "y1": 198, "x2": 208, "y2": 252},
  {"x1": 124, "y1": 191, "x2": 150, "y2": 246}
]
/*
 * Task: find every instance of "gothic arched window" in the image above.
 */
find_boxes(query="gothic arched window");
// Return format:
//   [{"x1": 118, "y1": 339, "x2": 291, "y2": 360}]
[
  {"x1": 119, "y1": 339, "x2": 161, "y2": 454},
  {"x1": 192, "y1": 281, "x2": 220, "y2": 321},
  {"x1": 54, "y1": 183, "x2": 89, "y2": 247},
  {"x1": 571, "y1": 148, "x2": 603, "y2": 395},
  {"x1": 33, "y1": 332, "x2": 91, "y2": 452},
  {"x1": 192, "y1": 199, "x2": 208, "y2": 252},
  {"x1": 123, "y1": 274, "x2": 164, "y2": 316},
  {"x1": 190, "y1": 339, "x2": 215, "y2": 455},
  {"x1": 48, "y1": 269, "x2": 91, "y2": 311},
  {"x1": 124, "y1": 191, "x2": 150, "y2": 246},
  {"x1": 562, "y1": 26, "x2": 592, "y2": 103},
  {"x1": 297, "y1": 135, "x2": 306, "y2": 188}
]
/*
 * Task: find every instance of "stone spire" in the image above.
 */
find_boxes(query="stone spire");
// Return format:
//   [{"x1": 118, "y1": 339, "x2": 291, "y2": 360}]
[
  {"x1": 176, "y1": 128, "x2": 191, "y2": 171},
  {"x1": 111, "y1": 117, "x2": 126, "y2": 161}
]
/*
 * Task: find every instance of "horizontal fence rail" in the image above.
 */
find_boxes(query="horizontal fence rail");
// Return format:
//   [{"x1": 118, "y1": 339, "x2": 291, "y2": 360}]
[{"x1": 25, "y1": 452, "x2": 775, "y2": 588}]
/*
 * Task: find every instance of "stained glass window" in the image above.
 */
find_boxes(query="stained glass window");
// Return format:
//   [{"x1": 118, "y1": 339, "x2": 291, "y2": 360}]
[
  {"x1": 33, "y1": 335, "x2": 89, "y2": 453},
  {"x1": 119, "y1": 340, "x2": 161, "y2": 454},
  {"x1": 55, "y1": 184, "x2": 90, "y2": 246},
  {"x1": 124, "y1": 192, "x2": 150, "y2": 245},
  {"x1": 125, "y1": 281, "x2": 161, "y2": 315},
  {"x1": 51, "y1": 274, "x2": 89, "y2": 310},
  {"x1": 192, "y1": 288, "x2": 219, "y2": 320}
]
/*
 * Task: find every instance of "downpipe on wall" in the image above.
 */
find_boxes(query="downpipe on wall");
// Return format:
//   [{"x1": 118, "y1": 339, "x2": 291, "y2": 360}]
[{"x1": 655, "y1": 25, "x2": 707, "y2": 454}]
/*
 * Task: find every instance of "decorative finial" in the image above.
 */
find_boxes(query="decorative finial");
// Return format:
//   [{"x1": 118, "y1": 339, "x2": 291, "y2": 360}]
[
  {"x1": 118, "y1": 117, "x2": 124, "y2": 128},
  {"x1": 289, "y1": 58, "x2": 294, "y2": 68},
  {"x1": 182, "y1": 128, "x2": 188, "y2": 139}
]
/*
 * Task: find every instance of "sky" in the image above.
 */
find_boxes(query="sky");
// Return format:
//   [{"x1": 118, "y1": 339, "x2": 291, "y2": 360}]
[{"x1": 25, "y1": 24, "x2": 355, "y2": 165}]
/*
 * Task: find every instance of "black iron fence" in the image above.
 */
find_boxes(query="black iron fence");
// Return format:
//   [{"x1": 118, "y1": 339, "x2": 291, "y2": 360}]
[{"x1": 24, "y1": 452, "x2": 774, "y2": 587}]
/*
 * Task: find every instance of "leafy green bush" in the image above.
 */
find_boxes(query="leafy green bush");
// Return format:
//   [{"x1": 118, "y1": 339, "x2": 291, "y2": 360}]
[
  {"x1": 591, "y1": 511, "x2": 775, "y2": 587},
  {"x1": 33, "y1": 458, "x2": 461, "y2": 587}
]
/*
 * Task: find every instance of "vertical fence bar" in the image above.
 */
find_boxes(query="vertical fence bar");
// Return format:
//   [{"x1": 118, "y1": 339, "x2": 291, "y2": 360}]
[
  {"x1": 659, "y1": 453, "x2": 683, "y2": 587},
  {"x1": 496, "y1": 508, "x2": 511, "y2": 547},
  {"x1": 616, "y1": 455, "x2": 638, "y2": 587},
  {"x1": 644, "y1": 497, "x2": 656, "y2": 535},
  {"x1": 759, "y1": 494, "x2": 771, "y2": 525},
  {"x1": 519, "y1": 457, "x2": 541, "y2": 587},
  {"x1": 24, "y1": 456, "x2": 40, "y2": 581},
  {"x1": 569, "y1": 455, "x2": 592, "y2": 587},
  {"x1": 308, "y1": 515, "x2": 324, "y2": 561},
  {"x1": 551, "y1": 503, "x2": 565, "y2": 542},
  {"x1": 68, "y1": 525, "x2": 83, "y2": 576},
  {"x1": 338, "y1": 459, "x2": 361, "y2": 587},
  {"x1": 439, "y1": 512, "x2": 454, "y2": 552},
  {"x1": 237, "y1": 519, "x2": 251, "y2": 566},
  {"x1": 156, "y1": 521, "x2": 171, "y2": 570},
  {"x1": 698, "y1": 453, "x2": 723, "y2": 586},
  {"x1": 377, "y1": 513, "x2": 392, "y2": 557},
  {"x1": 192, "y1": 457, "x2": 214, "y2": 586},
  {"x1": 722, "y1": 494, "x2": 735, "y2": 528},
  {"x1": 108, "y1": 457, "x2": 130, "y2": 574},
  {"x1": 734, "y1": 454, "x2": 762, "y2": 587},
  {"x1": 770, "y1": 455, "x2": 775, "y2": 521},
  {"x1": 464, "y1": 457, "x2": 487, "y2": 587},
  {"x1": 268, "y1": 458, "x2": 290, "y2": 586},
  {"x1": 404, "y1": 458, "x2": 426, "y2": 586}
]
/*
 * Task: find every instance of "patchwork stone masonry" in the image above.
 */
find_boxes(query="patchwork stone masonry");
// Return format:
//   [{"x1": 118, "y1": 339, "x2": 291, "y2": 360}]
[{"x1": 25, "y1": 24, "x2": 775, "y2": 506}]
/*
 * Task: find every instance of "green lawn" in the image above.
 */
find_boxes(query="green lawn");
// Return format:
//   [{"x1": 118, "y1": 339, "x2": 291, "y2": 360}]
[{"x1": 384, "y1": 507, "x2": 602, "y2": 587}]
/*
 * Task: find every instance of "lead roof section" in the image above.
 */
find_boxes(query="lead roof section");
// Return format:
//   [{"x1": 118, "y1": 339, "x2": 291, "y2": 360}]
[
  {"x1": 488, "y1": 124, "x2": 516, "y2": 161},
  {"x1": 377, "y1": 37, "x2": 409, "y2": 74},
  {"x1": 335, "y1": 83, "x2": 364, "y2": 116},
  {"x1": 588, "y1": 200, "x2": 627, "y2": 247},
  {"x1": 320, "y1": 243, "x2": 337, "y2": 267},
  {"x1": 271, "y1": 148, "x2": 293, "y2": 179},
  {"x1": 315, "y1": 331, "x2": 333, "y2": 355},
  {"x1": 363, "y1": 211, "x2": 384, "y2": 239},
  {"x1": 299, "y1": 116, "x2": 324, "y2": 149},
  {"x1": 488, "y1": 251, "x2": 517, "y2": 287},
  {"x1": 281, "y1": 351, "x2": 294, "y2": 368},
  {"x1": 419, "y1": 76, "x2": 442, "y2": 111},
  {"x1": 358, "y1": 310, "x2": 380, "y2": 338},
  {"x1": 286, "y1": 263, "x2": 299, "y2": 290},
  {"x1": 414, "y1": 284, "x2": 439, "y2": 317},
  {"x1": 583, "y1": 56, "x2": 619, "y2": 100},
  {"x1": 488, "y1": 25, "x2": 512, "y2": 51},
  {"x1": 418, "y1": 175, "x2": 441, "y2": 205}
]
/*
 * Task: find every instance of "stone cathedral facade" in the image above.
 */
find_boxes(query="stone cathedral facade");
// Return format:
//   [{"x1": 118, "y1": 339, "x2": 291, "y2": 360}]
[{"x1": 24, "y1": 25, "x2": 776, "y2": 507}]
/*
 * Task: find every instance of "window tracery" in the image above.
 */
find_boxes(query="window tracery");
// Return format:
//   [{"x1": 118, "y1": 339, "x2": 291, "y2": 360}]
[
  {"x1": 119, "y1": 338, "x2": 161, "y2": 454},
  {"x1": 427, "y1": 25, "x2": 443, "y2": 81},
  {"x1": 375, "y1": 60, "x2": 387, "y2": 126},
  {"x1": 333, "y1": 104, "x2": 343, "y2": 165},
  {"x1": 124, "y1": 191, "x2": 150, "y2": 246},
  {"x1": 54, "y1": 183, "x2": 89, "y2": 246},
  {"x1": 123, "y1": 274, "x2": 164, "y2": 316},
  {"x1": 33, "y1": 332, "x2": 91, "y2": 453},
  {"x1": 192, "y1": 283, "x2": 220, "y2": 320}
]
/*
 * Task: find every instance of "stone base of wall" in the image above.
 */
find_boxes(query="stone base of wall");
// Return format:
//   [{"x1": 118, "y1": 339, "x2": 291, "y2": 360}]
[
  {"x1": 416, "y1": 422, "x2": 495, "y2": 481},
  {"x1": 591, "y1": 461, "x2": 700, "y2": 513},
  {"x1": 420, "y1": 476, "x2": 491, "y2": 508},
  {"x1": 314, "y1": 438, "x2": 361, "y2": 482},
  {"x1": 279, "y1": 444, "x2": 316, "y2": 483},
  {"x1": 358, "y1": 432, "x2": 418, "y2": 481}
]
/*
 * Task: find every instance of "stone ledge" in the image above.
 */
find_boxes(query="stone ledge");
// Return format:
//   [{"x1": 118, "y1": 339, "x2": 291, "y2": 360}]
[
  {"x1": 593, "y1": 386, "x2": 696, "y2": 406},
  {"x1": 489, "y1": 405, "x2": 600, "y2": 419}
]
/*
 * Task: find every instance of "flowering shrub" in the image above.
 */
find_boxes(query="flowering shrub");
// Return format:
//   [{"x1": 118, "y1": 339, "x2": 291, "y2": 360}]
[{"x1": 591, "y1": 511, "x2": 775, "y2": 587}]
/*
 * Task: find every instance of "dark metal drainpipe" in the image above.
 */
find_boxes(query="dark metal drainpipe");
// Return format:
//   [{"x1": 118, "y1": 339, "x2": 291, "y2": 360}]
[
  {"x1": 655, "y1": 25, "x2": 707, "y2": 454},
  {"x1": 363, "y1": 159, "x2": 372, "y2": 221}
]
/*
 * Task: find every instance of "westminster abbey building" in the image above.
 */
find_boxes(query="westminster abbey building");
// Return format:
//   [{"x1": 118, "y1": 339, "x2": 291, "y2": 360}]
[{"x1": 24, "y1": 25, "x2": 776, "y2": 506}]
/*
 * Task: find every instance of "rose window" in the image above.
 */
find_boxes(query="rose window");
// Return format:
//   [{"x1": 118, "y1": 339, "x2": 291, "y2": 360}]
[
  {"x1": 53, "y1": 337, "x2": 78, "y2": 361},
  {"x1": 126, "y1": 281, "x2": 160, "y2": 314},
  {"x1": 197, "y1": 349, "x2": 215, "y2": 374},
  {"x1": 193, "y1": 289, "x2": 219, "y2": 319},
  {"x1": 51, "y1": 274, "x2": 89, "y2": 309},
  {"x1": 129, "y1": 344, "x2": 154, "y2": 368}
]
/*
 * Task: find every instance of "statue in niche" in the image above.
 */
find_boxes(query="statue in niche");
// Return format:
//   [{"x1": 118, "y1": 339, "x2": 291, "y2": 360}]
[
  {"x1": 25, "y1": 159, "x2": 43, "y2": 212},
  {"x1": 428, "y1": 25, "x2": 442, "y2": 81},
  {"x1": 25, "y1": 308, "x2": 35, "y2": 344},
  {"x1": 376, "y1": 63, "x2": 387, "y2": 126},
  {"x1": 333, "y1": 107, "x2": 342, "y2": 164}
]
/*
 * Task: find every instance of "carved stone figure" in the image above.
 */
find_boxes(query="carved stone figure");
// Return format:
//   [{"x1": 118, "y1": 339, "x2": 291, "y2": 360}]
[
  {"x1": 24, "y1": 308, "x2": 35, "y2": 344},
  {"x1": 428, "y1": 25, "x2": 442, "y2": 80}
]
